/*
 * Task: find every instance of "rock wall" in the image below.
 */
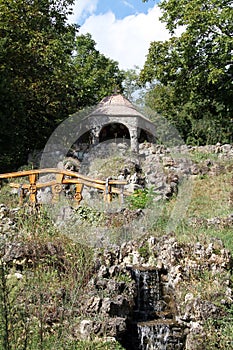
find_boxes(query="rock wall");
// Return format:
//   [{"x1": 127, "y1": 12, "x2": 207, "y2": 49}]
[
  {"x1": 25, "y1": 142, "x2": 233, "y2": 206},
  {"x1": 76, "y1": 142, "x2": 233, "y2": 202},
  {"x1": 75, "y1": 233, "x2": 232, "y2": 349}
]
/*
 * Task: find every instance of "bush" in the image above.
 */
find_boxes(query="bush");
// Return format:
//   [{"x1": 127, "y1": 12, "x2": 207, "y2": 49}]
[{"x1": 126, "y1": 187, "x2": 154, "y2": 209}]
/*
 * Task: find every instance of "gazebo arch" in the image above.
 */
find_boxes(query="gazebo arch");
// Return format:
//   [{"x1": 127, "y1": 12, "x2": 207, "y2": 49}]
[
  {"x1": 138, "y1": 128, "x2": 155, "y2": 143},
  {"x1": 99, "y1": 122, "x2": 130, "y2": 144}
]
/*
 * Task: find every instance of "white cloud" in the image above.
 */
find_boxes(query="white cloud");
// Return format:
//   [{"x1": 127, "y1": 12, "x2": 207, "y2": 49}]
[
  {"x1": 79, "y1": 5, "x2": 170, "y2": 70},
  {"x1": 68, "y1": 0, "x2": 98, "y2": 23}
]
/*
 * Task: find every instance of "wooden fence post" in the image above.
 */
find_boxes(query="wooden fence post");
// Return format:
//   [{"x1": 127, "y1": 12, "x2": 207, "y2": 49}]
[
  {"x1": 104, "y1": 177, "x2": 112, "y2": 203},
  {"x1": 28, "y1": 173, "x2": 37, "y2": 203},
  {"x1": 52, "y1": 173, "x2": 64, "y2": 203},
  {"x1": 73, "y1": 183, "x2": 84, "y2": 207}
]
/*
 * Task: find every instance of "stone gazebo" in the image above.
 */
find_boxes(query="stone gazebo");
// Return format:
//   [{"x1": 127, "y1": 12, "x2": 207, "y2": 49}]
[{"x1": 74, "y1": 94, "x2": 156, "y2": 154}]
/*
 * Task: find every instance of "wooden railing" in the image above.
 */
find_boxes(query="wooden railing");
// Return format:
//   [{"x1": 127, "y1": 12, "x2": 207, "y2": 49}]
[{"x1": 0, "y1": 168, "x2": 129, "y2": 205}]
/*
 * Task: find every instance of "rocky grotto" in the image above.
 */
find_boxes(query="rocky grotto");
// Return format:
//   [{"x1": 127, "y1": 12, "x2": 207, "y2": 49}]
[{"x1": 0, "y1": 143, "x2": 233, "y2": 349}]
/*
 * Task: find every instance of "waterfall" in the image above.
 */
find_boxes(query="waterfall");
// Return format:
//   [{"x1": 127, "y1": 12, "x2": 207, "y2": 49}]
[
  {"x1": 138, "y1": 322, "x2": 170, "y2": 350},
  {"x1": 133, "y1": 268, "x2": 162, "y2": 321},
  {"x1": 122, "y1": 267, "x2": 185, "y2": 350}
]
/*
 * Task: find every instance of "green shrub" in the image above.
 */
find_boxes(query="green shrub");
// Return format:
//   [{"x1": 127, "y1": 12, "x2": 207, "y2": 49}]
[
  {"x1": 138, "y1": 242, "x2": 150, "y2": 260},
  {"x1": 74, "y1": 204, "x2": 105, "y2": 225},
  {"x1": 126, "y1": 187, "x2": 154, "y2": 209}
]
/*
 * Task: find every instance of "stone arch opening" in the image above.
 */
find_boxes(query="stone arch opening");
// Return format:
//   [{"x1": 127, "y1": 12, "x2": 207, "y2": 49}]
[
  {"x1": 69, "y1": 130, "x2": 93, "y2": 160},
  {"x1": 76, "y1": 130, "x2": 92, "y2": 145},
  {"x1": 99, "y1": 123, "x2": 130, "y2": 144},
  {"x1": 138, "y1": 128, "x2": 155, "y2": 144}
]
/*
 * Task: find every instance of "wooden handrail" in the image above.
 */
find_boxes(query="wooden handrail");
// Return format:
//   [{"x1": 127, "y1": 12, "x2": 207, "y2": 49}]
[{"x1": 0, "y1": 168, "x2": 129, "y2": 205}]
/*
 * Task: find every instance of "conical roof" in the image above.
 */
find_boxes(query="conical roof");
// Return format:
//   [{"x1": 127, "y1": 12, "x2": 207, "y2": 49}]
[{"x1": 90, "y1": 94, "x2": 144, "y2": 116}]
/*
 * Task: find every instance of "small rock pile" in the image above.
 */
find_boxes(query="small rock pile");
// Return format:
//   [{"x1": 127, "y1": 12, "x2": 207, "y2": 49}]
[{"x1": 189, "y1": 214, "x2": 233, "y2": 229}]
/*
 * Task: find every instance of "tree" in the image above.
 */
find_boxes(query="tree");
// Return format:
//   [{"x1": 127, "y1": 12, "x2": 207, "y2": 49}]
[
  {"x1": 73, "y1": 33, "x2": 124, "y2": 108},
  {"x1": 120, "y1": 66, "x2": 150, "y2": 106},
  {"x1": 121, "y1": 66, "x2": 141, "y2": 101},
  {"x1": 0, "y1": 2, "x2": 125, "y2": 172},
  {"x1": 0, "y1": 0, "x2": 78, "y2": 171},
  {"x1": 140, "y1": 0, "x2": 233, "y2": 144}
]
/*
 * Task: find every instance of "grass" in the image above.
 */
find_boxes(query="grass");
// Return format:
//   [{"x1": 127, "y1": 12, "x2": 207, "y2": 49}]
[
  {"x1": 143, "y1": 164, "x2": 233, "y2": 253},
  {"x1": 0, "y1": 206, "x2": 96, "y2": 350},
  {"x1": 204, "y1": 310, "x2": 233, "y2": 350},
  {"x1": 149, "y1": 209, "x2": 233, "y2": 256},
  {"x1": 0, "y1": 184, "x2": 20, "y2": 207},
  {"x1": 187, "y1": 172, "x2": 232, "y2": 219},
  {"x1": 74, "y1": 340, "x2": 125, "y2": 350},
  {"x1": 0, "y1": 201, "x2": 129, "y2": 350},
  {"x1": 177, "y1": 224, "x2": 233, "y2": 254},
  {"x1": 87, "y1": 155, "x2": 129, "y2": 179},
  {"x1": 189, "y1": 150, "x2": 219, "y2": 163}
]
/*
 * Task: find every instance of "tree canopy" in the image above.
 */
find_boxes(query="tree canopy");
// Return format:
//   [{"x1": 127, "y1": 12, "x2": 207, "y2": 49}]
[
  {"x1": 0, "y1": 0, "x2": 77, "y2": 170},
  {"x1": 0, "y1": 1, "x2": 124, "y2": 171},
  {"x1": 73, "y1": 33, "x2": 124, "y2": 108},
  {"x1": 140, "y1": 0, "x2": 233, "y2": 144}
]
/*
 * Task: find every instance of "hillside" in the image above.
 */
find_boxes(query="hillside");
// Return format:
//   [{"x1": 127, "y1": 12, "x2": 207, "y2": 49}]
[{"x1": 0, "y1": 143, "x2": 232, "y2": 350}]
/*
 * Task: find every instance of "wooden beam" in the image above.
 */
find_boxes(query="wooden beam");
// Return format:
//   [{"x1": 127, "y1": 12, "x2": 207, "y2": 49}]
[{"x1": 0, "y1": 168, "x2": 127, "y2": 185}]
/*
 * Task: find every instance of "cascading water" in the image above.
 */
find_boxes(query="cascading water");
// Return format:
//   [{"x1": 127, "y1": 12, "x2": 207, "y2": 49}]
[
  {"x1": 137, "y1": 320, "x2": 184, "y2": 350},
  {"x1": 133, "y1": 268, "x2": 162, "y2": 321},
  {"x1": 138, "y1": 322, "x2": 170, "y2": 350},
  {"x1": 122, "y1": 267, "x2": 185, "y2": 350}
]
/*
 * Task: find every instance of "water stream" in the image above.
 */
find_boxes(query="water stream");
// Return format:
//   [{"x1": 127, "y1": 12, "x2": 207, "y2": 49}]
[{"x1": 122, "y1": 267, "x2": 185, "y2": 350}]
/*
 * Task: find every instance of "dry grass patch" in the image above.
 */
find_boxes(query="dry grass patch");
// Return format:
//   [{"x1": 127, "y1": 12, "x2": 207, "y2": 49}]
[{"x1": 187, "y1": 172, "x2": 232, "y2": 218}]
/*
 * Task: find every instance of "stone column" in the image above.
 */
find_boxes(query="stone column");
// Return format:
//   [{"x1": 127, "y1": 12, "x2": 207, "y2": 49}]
[
  {"x1": 130, "y1": 127, "x2": 139, "y2": 153},
  {"x1": 91, "y1": 126, "x2": 101, "y2": 145}
]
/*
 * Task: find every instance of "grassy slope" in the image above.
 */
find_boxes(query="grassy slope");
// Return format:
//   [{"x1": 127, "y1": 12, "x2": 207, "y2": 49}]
[
  {"x1": 147, "y1": 156, "x2": 233, "y2": 254},
  {"x1": 186, "y1": 171, "x2": 232, "y2": 254}
]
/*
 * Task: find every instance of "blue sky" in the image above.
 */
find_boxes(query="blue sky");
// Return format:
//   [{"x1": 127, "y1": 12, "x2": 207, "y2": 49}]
[
  {"x1": 96, "y1": 0, "x2": 150, "y2": 19},
  {"x1": 69, "y1": 0, "x2": 169, "y2": 70},
  {"x1": 85, "y1": 0, "x2": 159, "y2": 23}
]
